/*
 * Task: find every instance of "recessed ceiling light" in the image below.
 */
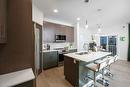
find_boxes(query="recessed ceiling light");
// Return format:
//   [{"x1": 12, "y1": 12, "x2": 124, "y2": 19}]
[
  {"x1": 53, "y1": 9, "x2": 59, "y2": 13},
  {"x1": 77, "y1": 17, "x2": 80, "y2": 21}
]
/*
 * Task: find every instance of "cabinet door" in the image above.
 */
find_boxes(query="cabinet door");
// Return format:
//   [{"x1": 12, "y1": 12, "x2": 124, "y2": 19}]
[
  {"x1": 64, "y1": 56, "x2": 79, "y2": 86},
  {"x1": 66, "y1": 27, "x2": 74, "y2": 42},
  {"x1": 43, "y1": 51, "x2": 58, "y2": 69},
  {"x1": 14, "y1": 80, "x2": 33, "y2": 87},
  {"x1": 0, "y1": 0, "x2": 7, "y2": 44},
  {"x1": 43, "y1": 52, "x2": 51, "y2": 69},
  {"x1": 49, "y1": 51, "x2": 58, "y2": 67}
]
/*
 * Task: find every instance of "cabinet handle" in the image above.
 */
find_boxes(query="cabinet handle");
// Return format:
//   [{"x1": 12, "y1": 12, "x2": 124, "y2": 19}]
[
  {"x1": 0, "y1": 24, "x2": 2, "y2": 40},
  {"x1": 0, "y1": 24, "x2": 1, "y2": 36},
  {"x1": 74, "y1": 59, "x2": 76, "y2": 64},
  {"x1": 3, "y1": 24, "x2": 6, "y2": 40}
]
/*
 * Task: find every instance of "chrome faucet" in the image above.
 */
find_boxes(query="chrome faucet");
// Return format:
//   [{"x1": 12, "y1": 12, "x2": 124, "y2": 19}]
[{"x1": 83, "y1": 43, "x2": 89, "y2": 51}]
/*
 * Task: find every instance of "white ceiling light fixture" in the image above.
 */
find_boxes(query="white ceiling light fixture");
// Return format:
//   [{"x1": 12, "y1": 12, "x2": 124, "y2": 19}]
[
  {"x1": 85, "y1": 19, "x2": 88, "y2": 29},
  {"x1": 97, "y1": 24, "x2": 101, "y2": 33},
  {"x1": 85, "y1": 25, "x2": 88, "y2": 29},
  {"x1": 53, "y1": 9, "x2": 59, "y2": 13},
  {"x1": 76, "y1": 17, "x2": 80, "y2": 21},
  {"x1": 97, "y1": 9, "x2": 102, "y2": 33},
  {"x1": 98, "y1": 28, "x2": 101, "y2": 32}
]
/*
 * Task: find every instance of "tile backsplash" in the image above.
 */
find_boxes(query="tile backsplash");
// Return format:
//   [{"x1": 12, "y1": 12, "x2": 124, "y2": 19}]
[{"x1": 43, "y1": 42, "x2": 74, "y2": 50}]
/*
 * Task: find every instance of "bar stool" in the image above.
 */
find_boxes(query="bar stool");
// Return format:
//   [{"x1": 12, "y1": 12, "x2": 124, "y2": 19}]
[
  {"x1": 105, "y1": 55, "x2": 118, "y2": 77},
  {"x1": 115, "y1": 55, "x2": 118, "y2": 61},
  {"x1": 94, "y1": 55, "x2": 118, "y2": 78},
  {"x1": 85, "y1": 60, "x2": 108, "y2": 87}
]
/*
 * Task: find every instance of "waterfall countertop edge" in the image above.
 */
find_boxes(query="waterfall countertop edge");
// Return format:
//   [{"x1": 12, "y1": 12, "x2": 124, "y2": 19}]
[{"x1": 0, "y1": 68, "x2": 35, "y2": 87}]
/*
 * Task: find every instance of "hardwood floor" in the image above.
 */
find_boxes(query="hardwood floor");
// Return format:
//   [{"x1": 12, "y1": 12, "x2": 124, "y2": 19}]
[
  {"x1": 36, "y1": 60, "x2": 130, "y2": 87},
  {"x1": 109, "y1": 60, "x2": 130, "y2": 87},
  {"x1": 36, "y1": 66, "x2": 73, "y2": 87}
]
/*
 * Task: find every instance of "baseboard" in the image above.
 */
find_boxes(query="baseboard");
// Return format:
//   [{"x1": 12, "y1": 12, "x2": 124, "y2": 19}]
[
  {"x1": 38, "y1": 69, "x2": 42, "y2": 75},
  {"x1": 118, "y1": 58, "x2": 127, "y2": 61}
]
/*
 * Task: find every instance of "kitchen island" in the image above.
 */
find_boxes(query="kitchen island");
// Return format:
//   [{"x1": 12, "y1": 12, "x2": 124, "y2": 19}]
[{"x1": 64, "y1": 51, "x2": 111, "y2": 87}]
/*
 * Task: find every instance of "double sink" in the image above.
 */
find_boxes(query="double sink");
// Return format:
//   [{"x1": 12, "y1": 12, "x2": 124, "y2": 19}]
[{"x1": 76, "y1": 51, "x2": 88, "y2": 55}]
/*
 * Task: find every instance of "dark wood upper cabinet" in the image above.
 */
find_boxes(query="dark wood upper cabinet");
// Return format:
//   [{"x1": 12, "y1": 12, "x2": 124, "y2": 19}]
[
  {"x1": 66, "y1": 26, "x2": 74, "y2": 42},
  {"x1": 43, "y1": 21, "x2": 74, "y2": 43},
  {"x1": 0, "y1": 0, "x2": 7, "y2": 44}
]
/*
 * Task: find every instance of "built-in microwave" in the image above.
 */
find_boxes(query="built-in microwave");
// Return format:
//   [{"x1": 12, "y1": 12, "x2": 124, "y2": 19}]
[{"x1": 55, "y1": 34, "x2": 66, "y2": 42}]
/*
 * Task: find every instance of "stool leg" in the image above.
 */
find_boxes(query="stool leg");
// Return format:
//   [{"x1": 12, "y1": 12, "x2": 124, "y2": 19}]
[
  {"x1": 107, "y1": 65, "x2": 114, "y2": 78},
  {"x1": 108, "y1": 65, "x2": 110, "y2": 71},
  {"x1": 102, "y1": 68, "x2": 104, "y2": 79},
  {"x1": 93, "y1": 71, "x2": 96, "y2": 87}
]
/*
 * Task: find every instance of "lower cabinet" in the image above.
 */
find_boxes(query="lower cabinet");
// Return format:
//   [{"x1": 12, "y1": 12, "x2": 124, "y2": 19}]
[
  {"x1": 59, "y1": 49, "x2": 77, "y2": 63},
  {"x1": 43, "y1": 51, "x2": 58, "y2": 69},
  {"x1": 64, "y1": 56, "x2": 79, "y2": 87},
  {"x1": 14, "y1": 80, "x2": 34, "y2": 87}
]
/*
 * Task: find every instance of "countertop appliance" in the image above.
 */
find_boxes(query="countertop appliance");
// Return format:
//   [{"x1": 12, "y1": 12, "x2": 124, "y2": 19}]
[{"x1": 55, "y1": 34, "x2": 66, "y2": 42}]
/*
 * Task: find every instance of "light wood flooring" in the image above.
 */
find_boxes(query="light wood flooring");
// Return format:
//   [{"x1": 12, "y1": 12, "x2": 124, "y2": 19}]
[{"x1": 36, "y1": 60, "x2": 130, "y2": 87}]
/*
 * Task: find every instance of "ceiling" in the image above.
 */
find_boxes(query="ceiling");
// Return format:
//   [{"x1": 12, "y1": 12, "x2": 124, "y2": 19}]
[{"x1": 33, "y1": 0, "x2": 130, "y2": 29}]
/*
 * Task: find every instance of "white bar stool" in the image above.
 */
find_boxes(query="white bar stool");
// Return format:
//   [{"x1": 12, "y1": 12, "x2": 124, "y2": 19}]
[
  {"x1": 105, "y1": 55, "x2": 118, "y2": 77},
  {"x1": 85, "y1": 60, "x2": 108, "y2": 87}
]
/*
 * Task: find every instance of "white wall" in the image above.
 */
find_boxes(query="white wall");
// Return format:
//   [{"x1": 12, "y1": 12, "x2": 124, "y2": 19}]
[
  {"x1": 74, "y1": 22, "x2": 79, "y2": 50},
  {"x1": 74, "y1": 22, "x2": 92, "y2": 51},
  {"x1": 78, "y1": 27, "x2": 92, "y2": 51},
  {"x1": 32, "y1": 4, "x2": 44, "y2": 25},
  {"x1": 91, "y1": 24, "x2": 128, "y2": 60}
]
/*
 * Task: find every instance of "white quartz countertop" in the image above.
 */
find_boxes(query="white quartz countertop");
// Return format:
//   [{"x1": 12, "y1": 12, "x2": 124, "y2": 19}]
[
  {"x1": 64, "y1": 51, "x2": 111, "y2": 62},
  {"x1": 43, "y1": 48, "x2": 77, "y2": 53},
  {"x1": 43, "y1": 50, "x2": 58, "y2": 52},
  {"x1": 0, "y1": 68, "x2": 35, "y2": 87}
]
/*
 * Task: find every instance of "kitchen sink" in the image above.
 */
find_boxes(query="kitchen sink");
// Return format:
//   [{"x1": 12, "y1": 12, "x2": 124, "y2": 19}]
[{"x1": 76, "y1": 52, "x2": 88, "y2": 55}]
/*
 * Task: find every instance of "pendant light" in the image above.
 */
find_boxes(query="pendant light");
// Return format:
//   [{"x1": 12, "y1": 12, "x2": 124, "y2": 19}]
[
  {"x1": 85, "y1": 19, "x2": 88, "y2": 29},
  {"x1": 97, "y1": 24, "x2": 101, "y2": 33},
  {"x1": 97, "y1": 9, "x2": 102, "y2": 33}
]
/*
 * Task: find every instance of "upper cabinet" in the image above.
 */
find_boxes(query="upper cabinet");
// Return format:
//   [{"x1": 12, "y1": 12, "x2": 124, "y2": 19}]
[
  {"x1": 66, "y1": 27, "x2": 74, "y2": 42},
  {"x1": 0, "y1": 0, "x2": 7, "y2": 44},
  {"x1": 43, "y1": 21, "x2": 74, "y2": 43}
]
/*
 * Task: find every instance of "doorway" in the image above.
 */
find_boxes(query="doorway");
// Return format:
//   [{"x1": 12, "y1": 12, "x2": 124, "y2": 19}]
[
  {"x1": 100, "y1": 35, "x2": 117, "y2": 56},
  {"x1": 100, "y1": 36, "x2": 107, "y2": 50},
  {"x1": 108, "y1": 36, "x2": 117, "y2": 56}
]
